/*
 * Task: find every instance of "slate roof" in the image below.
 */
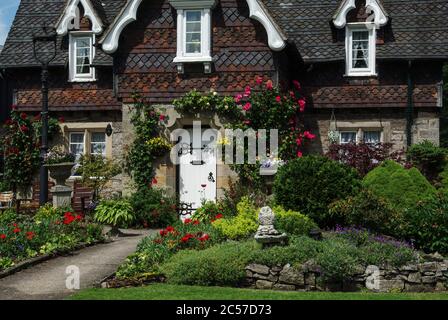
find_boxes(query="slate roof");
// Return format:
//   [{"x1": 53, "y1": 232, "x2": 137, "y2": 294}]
[
  {"x1": 1, "y1": 0, "x2": 447, "y2": 68},
  {"x1": 0, "y1": 0, "x2": 127, "y2": 68},
  {"x1": 261, "y1": 0, "x2": 448, "y2": 62}
]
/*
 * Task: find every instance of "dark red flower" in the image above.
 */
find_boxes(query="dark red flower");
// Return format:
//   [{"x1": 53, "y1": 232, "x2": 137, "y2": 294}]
[
  {"x1": 11, "y1": 104, "x2": 17, "y2": 110},
  {"x1": 159, "y1": 114, "x2": 166, "y2": 122},
  {"x1": 26, "y1": 231, "x2": 35, "y2": 240},
  {"x1": 13, "y1": 227, "x2": 21, "y2": 233},
  {"x1": 0, "y1": 234, "x2": 6, "y2": 240},
  {"x1": 215, "y1": 214, "x2": 223, "y2": 220},
  {"x1": 20, "y1": 125, "x2": 29, "y2": 132},
  {"x1": 58, "y1": 117, "x2": 65, "y2": 123},
  {"x1": 193, "y1": 220, "x2": 200, "y2": 225},
  {"x1": 184, "y1": 218, "x2": 192, "y2": 224},
  {"x1": 20, "y1": 112, "x2": 27, "y2": 120}
]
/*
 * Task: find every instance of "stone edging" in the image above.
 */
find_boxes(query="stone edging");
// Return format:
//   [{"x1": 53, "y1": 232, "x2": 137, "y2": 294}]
[
  {"x1": 245, "y1": 260, "x2": 448, "y2": 293},
  {"x1": 0, "y1": 239, "x2": 109, "y2": 280}
]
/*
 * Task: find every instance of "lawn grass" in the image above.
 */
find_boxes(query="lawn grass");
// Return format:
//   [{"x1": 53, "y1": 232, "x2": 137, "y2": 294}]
[{"x1": 69, "y1": 284, "x2": 448, "y2": 300}]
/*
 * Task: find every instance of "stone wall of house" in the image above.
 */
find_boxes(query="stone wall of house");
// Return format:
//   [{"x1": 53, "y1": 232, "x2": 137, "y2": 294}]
[
  {"x1": 306, "y1": 108, "x2": 440, "y2": 154},
  {"x1": 244, "y1": 261, "x2": 448, "y2": 293}
]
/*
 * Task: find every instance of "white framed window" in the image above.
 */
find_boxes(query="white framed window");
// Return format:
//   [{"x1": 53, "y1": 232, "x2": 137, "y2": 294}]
[
  {"x1": 346, "y1": 24, "x2": 376, "y2": 77},
  {"x1": 91, "y1": 132, "x2": 106, "y2": 156},
  {"x1": 340, "y1": 131, "x2": 358, "y2": 144},
  {"x1": 69, "y1": 132, "x2": 85, "y2": 161},
  {"x1": 170, "y1": 0, "x2": 215, "y2": 74},
  {"x1": 363, "y1": 130, "x2": 382, "y2": 144},
  {"x1": 69, "y1": 33, "x2": 96, "y2": 82}
]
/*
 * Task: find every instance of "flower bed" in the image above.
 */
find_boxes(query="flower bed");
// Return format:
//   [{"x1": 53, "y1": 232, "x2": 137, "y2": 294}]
[{"x1": 0, "y1": 210, "x2": 104, "y2": 271}]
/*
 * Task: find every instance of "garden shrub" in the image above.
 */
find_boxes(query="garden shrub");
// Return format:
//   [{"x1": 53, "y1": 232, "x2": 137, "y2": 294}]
[
  {"x1": 363, "y1": 160, "x2": 436, "y2": 210},
  {"x1": 273, "y1": 156, "x2": 361, "y2": 225},
  {"x1": 192, "y1": 201, "x2": 226, "y2": 222},
  {"x1": 273, "y1": 206, "x2": 318, "y2": 236},
  {"x1": 440, "y1": 165, "x2": 448, "y2": 192},
  {"x1": 327, "y1": 190, "x2": 403, "y2": 236},
  {"x1": 0, "y1": 209, "x2": 17, "y2": 225},
  {"x1": 407, "y1": 141, "x2": 447, "y2": 182},
  {"x1": 326, "y1": 143, "x2": 405, "y2": 176},
  {"x1": 94, "y1": 199, "x2": 134, "y2": 229},
  {"x1": 357, "y1": 240, "x2": 417, "y2": 268},
  {"x1": 33, "y1": 203, "x2": 73, "y2": 223},
  {"x1": 402, "y1": 192, "x2": 448, "y2": 254},
  {"x1": 211, "y1": 197, "x2": 258, "y2": 240},
  {"x1": 161, "y1": 241, "x2": 257, "y2": 286},
  {"x1": 129, "y1": 187, "x2": 177, "y2": 228}
]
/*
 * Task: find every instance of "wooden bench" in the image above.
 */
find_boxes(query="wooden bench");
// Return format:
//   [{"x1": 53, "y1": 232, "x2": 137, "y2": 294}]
[{"x1": 0, "y1": 192, "x2": 14, "y2": 211}]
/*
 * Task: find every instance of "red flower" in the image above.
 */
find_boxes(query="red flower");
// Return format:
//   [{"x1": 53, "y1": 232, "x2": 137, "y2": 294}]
[
  {"x1": 266, "y1": 80, "x2": 273, "y2": 90},
  {"x1": 199, "y1": 234, "x2": 210, "y2": 242},
  {"x1": 160, "y1": 229, "x2": 168, "y2": 237},
  {"x1": 303, "y1": 131, "x2": 316, "y2": 140},
  {"x1": 26, "y1": 231, "x2": 35, "y2": 240},
  {"x1": 215, "y1": 214, "x2": 223, "y2": 220},
  {"x1": 298, "y1": 99, "x2": 306, "y2": 112},
  {"x1": 193, "y1": 220, "x2": 200, "y2": 225},
  {"x1": 11, "y1": 104, "x2": 17, "y2": 110},
  {"x1": 13, "y1": 227, "x2": 21, "y2": 233},
  {"x1": 275, "y1": 96, "x2": 281, "y2": 103},
  {"x1": 152, "y1": 177, "x2": 158, "y2": 185},
  {"x1": 20, "y1": 125, "x2": 29, "y2": 132},
  {"x1": 184, "y1": 218, "x2": 192, "y2": 224},
  {"x1": 20, "y1": 112, "x2": 27, "y2": 120},
  {"x1": 166, "y1": 226, "x2": 175, "y2": 232},
  {"x1": 293, "y1": 80, "x2": 301, "y2": 90},
  {"x1": 159, "y1": 114, "x2": 166, "y2": 122},
  {"x1": 244, "y1": 86, "x2": 251, "y2": 97},
  {"x1": 75, "y1": 215, "x2": 83, "y2": 221},
  {"x1": 34, "y1": 114, "x2": 42, "y2": 121},
  {"x1": 234, "y1": 94, "x2": 243, "y2": 103},
  {"x1": 0, "y1": 234, "x2": 6, "y2": 240},
  {"x1": 243, "y1": 102, "x2": 251, "y2": 111},
  {"x1": 297, "y1": 151, "x2": 303, "y2": 158},
  {"x1": 58, "y1": 117, "x2": 65, "y2": 123},
  {"x1": 181, "y1": 233, "x2": 194, "y2": 243},
  {"x1": 256, "y1": 76, "x2": 263, "y2": 85},
  {"x1": 296, "y1": 138, "x2": 302, "y2": 146}
]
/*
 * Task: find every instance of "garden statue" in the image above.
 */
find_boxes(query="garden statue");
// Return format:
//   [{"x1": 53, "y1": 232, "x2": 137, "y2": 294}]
[{"x1": 254, "y1": 206, "x2": 287, "y2": 247}]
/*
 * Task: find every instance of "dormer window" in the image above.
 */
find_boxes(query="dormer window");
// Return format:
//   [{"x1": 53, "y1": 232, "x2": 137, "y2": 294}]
[
  {"x1": 69, "y1": 33, "x2": 96, "y2": 82},
  {"x1": 332, "y1": 0, "x2": 388, "y2": 77},
  {"x1": 346, "y1": 24, "x2": 376, "y2": 76},
  {"x1": 170, "y1": 0, "x2": 216, "y2": 74}
]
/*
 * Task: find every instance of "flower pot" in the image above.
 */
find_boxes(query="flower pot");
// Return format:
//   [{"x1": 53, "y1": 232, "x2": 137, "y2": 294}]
[{"x1": 45, "y1": 162, "x2": 75, "y2": 186}]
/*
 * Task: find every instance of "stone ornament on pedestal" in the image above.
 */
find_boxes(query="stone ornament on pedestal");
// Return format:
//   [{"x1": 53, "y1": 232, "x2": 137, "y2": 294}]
[
  {"x1": 45, "y1": 162, "x2": 75, "y2": 208},
  {"x1": 254, "y1": 206, "x2": 287, "y2": 247}
]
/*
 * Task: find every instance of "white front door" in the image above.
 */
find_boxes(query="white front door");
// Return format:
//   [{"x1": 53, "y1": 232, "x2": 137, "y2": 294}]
[{"x1": 179, "y1": 128, "x2": 217, "y2": 213}]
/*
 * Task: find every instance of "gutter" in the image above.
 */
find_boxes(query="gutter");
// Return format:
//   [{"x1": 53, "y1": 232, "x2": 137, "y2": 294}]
[{"x1": 406, "y1": 60, "x2": 414, "y2": 148}]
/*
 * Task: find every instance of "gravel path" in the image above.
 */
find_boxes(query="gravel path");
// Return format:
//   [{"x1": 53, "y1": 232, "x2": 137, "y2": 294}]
[{"x1": 0, "y1": 229, "x2": 154, "y2": 300}]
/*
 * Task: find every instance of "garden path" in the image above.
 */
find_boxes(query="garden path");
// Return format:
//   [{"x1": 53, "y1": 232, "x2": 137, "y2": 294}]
[{"x1": 0, "y1": 229, "x2": 155, "y2": 300}]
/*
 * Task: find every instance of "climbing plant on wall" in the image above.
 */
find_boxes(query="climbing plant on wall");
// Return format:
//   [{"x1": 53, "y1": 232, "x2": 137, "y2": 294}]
[
  {"x1": 125, "y1": 95, "x2": 172, "y2": 190},
  {"x1": 1, "y1": 107, "x2": 61, "y2": 192}
]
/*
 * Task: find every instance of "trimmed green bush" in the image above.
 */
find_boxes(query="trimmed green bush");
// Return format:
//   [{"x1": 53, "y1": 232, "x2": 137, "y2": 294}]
[
  {"x1": 273, "y1": 206, "x2": 318, "y2": 236},
  {"x1": 363, "y1": 160, "x2": 436, "y2": 210},
  {"x1": 129, "y1": 187, "x2": 178, "y2": 228},
  {"x1": 407, "y1": 141, "x2": 447, "y2": 182},
  {"x1": 161, "y1": 241, "x2": 256, "y2": 286},
  {"x1": 402, "y1": 192, "x2": 448, "y2": 254},
  {"x1": 327, "y1": 190, "x2": 403, "y2": 236},
  {"x1": 273, "y1": 156, "x2": 361, "y2": 225},
  {"x1": 192, "y1": 201, "x2": 225, "y2": 222},
  {"x1": 212, "y1": 197, "x2": 258, "y2": 240},
  {"x1": 94, "y1": 199, "x2": 134, "y2": 230}
]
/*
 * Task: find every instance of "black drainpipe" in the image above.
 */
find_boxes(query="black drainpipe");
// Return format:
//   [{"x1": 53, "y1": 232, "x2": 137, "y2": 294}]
[{"x1": 406, "y1": 60, "x2": 414, "y2": 149}]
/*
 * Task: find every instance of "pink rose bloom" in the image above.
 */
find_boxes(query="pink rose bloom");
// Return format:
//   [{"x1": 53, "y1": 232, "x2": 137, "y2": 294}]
[
  {"x1": 296, "y1": 138, "x2": 302, "y2": 146},
  {"x1": 275, "y1": 96, "x2": 281, "y2": 103},
  {"x1": 293, "y1": 80, "x2": 301, "y2": 90},
  {"x1": 266, "y1": 80, "x2": 273, "y2": 90},
  {"x1": 234, "y1": 94, "x2": 243, "y2": 103},
  {"x1": 298, "y1": 99, "x2": 306, "y2": 112},
  {"x1": 304, "y1": 131, "x2": 316, "y2": 140},
  {"x1": 297, "y1": 151, "x2": 303, "y2": 158},
  {"x1": 244, "y1": 86, "x2": 251, "y2": 97},
  {"x1": 256, "y1": 76, "x2": 263, "y2": 85},
  {"x1": 243, "y1": 102, "x2": 252, "y2": 111}
]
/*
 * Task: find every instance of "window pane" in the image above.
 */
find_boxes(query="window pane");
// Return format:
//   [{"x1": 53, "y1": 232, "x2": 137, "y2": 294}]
[
  {"x1": 186, "y1": 22, "x2": 201, "y2": 33},
  {"x1": 186, "y1": 43, "x2": 201, "y2": 54},
  {"x1": 69, "y1": 133, "x2": 85, "y2": 163},
  {"x1": 340, "y1": 132, "x2": 357, "y2": 144},
  {"x1": 70, "y1": 133, "x2": 84, "y2": 143},
  {"x1": 186, "y1": 32, "x2": 201, "y2": 43},
  {"x1": 352, "y1": 31, "x2": 369, "y2": 69},
  {"x1": 91, "y1": 132, "x2": 106, "y2": 143},
  {"x1": 76, "y1": 38, "x2": 90, "y2": 48},
  {"x1": 186, "y1": 11, "x2": 201, "y2": 22},
  {"x1": 364, "y1": 131, "x2": 381, "y2": 144},
  {"x1": 75, "y1": 37, "x2": 92, "y2": 75}
]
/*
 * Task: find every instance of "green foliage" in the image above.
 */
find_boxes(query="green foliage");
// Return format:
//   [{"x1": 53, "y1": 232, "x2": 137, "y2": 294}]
[
  {"x1": 363, "y1": 160, "x2": 436, "y2": 210},
  {"x1": 327, "y1": 189, "x2": 403, "y2": 236},
  {"x1": 0, "y1": 257, "x2": 14, "y2": 270},
  {"x1": 161, "y1": 241, "x2": 256, "y2": 287},
  {"x1": 212, "y1": 197, "x2": 258, "y2": 240},
  {"x1": 125, "y1": 95, "x2": 169, "y2": 190},
  {"x1": 273, "y1": 206, "x2": 318, "y2": 236},
  {"x1": 192, "y1": 201, "x2": 226, "y2": 222},
  {"x1": 173, "y1": 89, "x2": 241, "y2": 120},
  {"x1": 33, "y1": 203, "x2": 71, "y2": 223},
  {"x1": 358, "y1": 241, "x2": 417, "y2": 268},
  {"x1": 407, "y1": 141, "x2": 447, "y2": 182},
  {"x1": 129, "y1": 187, "x2": 177, "y2": 228},
  {"x1": 274, "y1": 156, "x2": 361, "y2": 225},
  {"x1": 0, "y1": 209, "x2": 17, "y2": 225},
  {"x1": 78, "y1": 155, "x2": 121, "y2": 201},
  {"x1": 440, "y1": 63, "x2": 448, "y2": 147},
  {"x1": 94, "y1": 199, "x2": 134, "y2": 228},
  {"x1": 439, "y1": 165, "x2": 448, "y2": 192},
  {"x1": 402, "y1": 192, "x2": 448, "y2": 254}
]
